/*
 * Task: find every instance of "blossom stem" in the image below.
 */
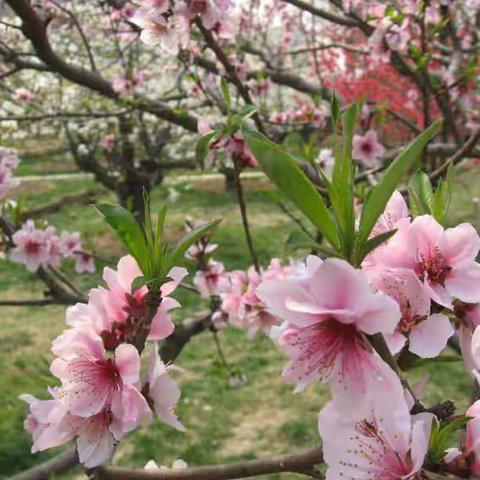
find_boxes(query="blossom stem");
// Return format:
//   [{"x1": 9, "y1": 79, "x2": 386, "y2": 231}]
[{"x1": 233, "y1": 162, "x2": 260, "y2": 273}]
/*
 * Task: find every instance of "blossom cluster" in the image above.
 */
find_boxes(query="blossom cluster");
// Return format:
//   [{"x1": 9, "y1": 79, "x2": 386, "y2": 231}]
[
  {"x1": 9, "y1": 220, "x2": 95, "y2": 274},
  {"x1": 0, "y1": 147, "x2": 20, "y2": 200},
  {"x1": 269, "y1": 104, "x2": 328, "y2": 128},
  {"x1": 21, "y1": 255, "x2": 187, "y2": 467},
  {"x1": 131, "y1": 0, "x2": 236, "y2": 54},
  {"x1": 189, "y1": 189, "x2": 480, "y2": 478},
  {"x1": 198, "y1": 117, "x2": 258, "y2": 169}
]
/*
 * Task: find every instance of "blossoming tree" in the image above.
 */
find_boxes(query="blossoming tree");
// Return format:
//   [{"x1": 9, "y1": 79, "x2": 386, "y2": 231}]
[{"x1": 3, "y1": 0, "x2": 480, "y2": 479}]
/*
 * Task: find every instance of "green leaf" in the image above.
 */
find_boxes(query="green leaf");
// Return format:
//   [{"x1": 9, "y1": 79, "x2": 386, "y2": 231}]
[
  {"x1": 220, "y1": 77, "x2": 232, "y2": 115},
  {"x1": 428, "y1": 415, "x2": 471, "y2": 465},
  {"x1": 233, "y1": 104, "x2": 257, "y2": 123},
  {"x1": 229, "y1": 105, "x2": 259, "y2": 132},
  {"x1": 195, "y1": 131, "x2": 217, "y2": 167},
  {"x1": 432, "y1": 164, "x2": 453, "y2": 224},
  {"x1": 359, "y1": 229, "x2": 397, "y2": 262},
  {"x1": 331, "y1": 91, "x2": 340, "y2": 127},
  {"x1": 336, "y1": 103, "x2": 358, "y2": 256},
  {"x1": 244, "y1": 129, "x2": 339, "y2": 249},
  {"x1": 131, "y1": 276, "x2": 147, "y2": 293},
  {"x1": 95, "y1": 203, "x2": 148, "y2": 273},
  {"x1": 409, "y1": 170, "x2": 433, "y2": 214},
  {"x1": 164, "y1": 219, "x2": 221, "y2": 275},
  {"x1": 357, "y1": 120, "x2": 442, "y2": 252}
]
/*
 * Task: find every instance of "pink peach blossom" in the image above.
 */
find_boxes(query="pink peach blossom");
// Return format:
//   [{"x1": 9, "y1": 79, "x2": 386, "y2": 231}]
[
  {"x1": 10, "y1": 221, "x2": 50, "y2": 272},
  {"x1": 369, "y1": 268, "x2": 454, "y2": 357},
  {"x1": 374, "y1": 215, "x2": 480, "y2": 308},
  {"x1": 143, "y1": 347, "x2": 184, "y2": 431},
  {"x1": 466, "y1": 399, "x2": 480, "y2": 476},
  {"x1": 193, "y1": 260, "x2": 226, "y2": 298},
  {"x1": 132, "y1": 4, "x2": 189, "y2": 54},
  {"x1": 74, "y1": 252, "x2": 96, "y2": 274},
  {"x1": 455, "y1": 301, "x2": 480, "y2": 373},
  {"x1": 318, "y1": 368, "x2": 433, "y2": 480},
  {"x1": 50, "y1": 330, "x2": 150, "y2": 422},
  {"x1": 353, "y1": 130, "x2": 385, "y2": 167},
  {"x1": 101, "y1": 134, "x2": 116, "y2": 151},
  {"x1": 15, "y1": 88, "x2": 35, "y2": 102},
  {"x1": 60, "y1": 231, "x2": 82, "y2": 257},
  {"x1": 0, "y1": 147, "x2": 20, "y2": 199},
  {"x1": 257, "y1": 257, "x2": 401, "y2": 393},
  {"x1": 65, "y1": 255, "x2": 185, "y2": 345},
  {"x1": 316, "y1": 148, "x2": 335, "y2": 178},
  {"x1": 21, "y1": 388, "x2": 139, "y2": 468}
]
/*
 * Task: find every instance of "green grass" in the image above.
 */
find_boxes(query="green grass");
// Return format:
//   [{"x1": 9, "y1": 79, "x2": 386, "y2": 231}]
[{"x1": 1, "y1": 164, "x2": 479, "y2": 478}]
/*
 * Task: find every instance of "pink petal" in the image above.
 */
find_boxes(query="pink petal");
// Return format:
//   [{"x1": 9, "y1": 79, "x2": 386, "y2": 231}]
[
  {"x1": 77, "y1": 417, "x2": 115, "y2": 468},
  {"x1": 115, "y1": 344, "x2": 140, "y2": 385},
  {"x1": 440, "y1": 223, "x2": 480, "y2": 267},
  {"x1": 385, "y1": 331, "x2": 406, "y2": 355},
  {"x1": 308, "y1": 258, "x2": 373, "y2": 313},
  {"x1": 256, "y1": 279, "x2": 315, "y2": 327},
  {"x1": 409, "y1": 215, "x2": 444, "y2": 256},
  {"x1": 409, "y1": 413, "x2": 434, "y2": 475},
  {"x1": 161, "y1": 266, "x2": 188, "y2": 296},
  {"x1": 445, "y1": 263, "x2": 480, "y2": 304},
  {"x1": 148, "y1": 297, "x2": 179, "y2": 340},
  {"x1": 409, "y1": 313, "x2": 454, "y2": 358}
]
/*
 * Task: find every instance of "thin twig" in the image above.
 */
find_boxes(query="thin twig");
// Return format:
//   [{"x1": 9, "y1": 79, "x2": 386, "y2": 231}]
[{"x1": 233, "y1": 162, "x2": 259, "y2": 272}]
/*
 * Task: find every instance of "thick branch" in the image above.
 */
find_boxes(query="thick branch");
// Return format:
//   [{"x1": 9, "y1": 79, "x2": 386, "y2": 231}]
[
  {"x1": 94, "y1": 446, "x2": 324, "y2": 480},
  {"x1": 281, "y1": 0, "x2": 358, "y2": 27},
  {"x1": 195, "y1": 21, "x2": 265, "y2": 134},
  {"x1": 429, "y1": 128, "x2": 480, "y2": 182},
  {"x1": 0, "y1": 299, "x2": 57, "y2": 306},
  {"x1": 9, "y1": 449, "x2": 79, "y2": 480},
  {"x1": 4, "y1": 0, "x2": 197, "y2": 132}
]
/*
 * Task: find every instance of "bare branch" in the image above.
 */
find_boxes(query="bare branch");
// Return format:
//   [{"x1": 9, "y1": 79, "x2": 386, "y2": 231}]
[
  {"x1": 9, "y1": 449, "x2": 79, "y2": 480},
  {"x1": 281, "y1": 0, "x2": 358, "y2": 27},
  {"x1": 0, "y1": 299, "x2": 56, "y2": 306},
  {"x1": 429, "y1": 128, "x2": 480, "y2": 182},
  {"x1": 94, "y1": 446, "x2": 324, "y2": 480}
]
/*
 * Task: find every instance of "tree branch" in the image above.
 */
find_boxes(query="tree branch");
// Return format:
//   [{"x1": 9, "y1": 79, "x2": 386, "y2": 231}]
[
  {"x1": 9, "y1": 449, "x2": 79, "y2": 480},
  {"x1": 4, "y1": 0, "x2": 198, "y2": 132},
  {"x1": 281, "y1": 0, "x2": 358, "y2": 27},
  {"x1": 94, "y1": 446, "x2": 324, "y2": 480}
]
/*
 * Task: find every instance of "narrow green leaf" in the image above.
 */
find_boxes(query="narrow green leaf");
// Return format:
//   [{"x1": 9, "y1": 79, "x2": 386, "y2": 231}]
[
  {"x1": 95, "y1": 203, "x2": 148, "y2": 273},
  {"x1": 244, "y1": 129, "x2": 339, "y2": 248},
  {"x1": 338, "y1": 103, "x2": 358, "y2": 255},
  {"x1": 234, "y1": 104, "x2": 257, "y2": 123},
  {"x1": 220, "y1": 78, "x2": 231, "y2": 115},
  {"x1": 131, "y1": 276, "x2": 147, "y2": 293},
  {"x1": 357, "y1": 120, "x2": 442, "y2": 250},
  {"x1": 407, "y1": 185, "x2": 424, "y2": 217},
  {"x1": 432, "y1": 164, "x2": 453, "y2": 224},
  {"x1": 409, "y1": 170, "x2": 433, "y2": 213},
  {"x1": 331, "y1": 91, "x2": 340, "y2": 126},
  {"x1": 358, "y1": 229, "x2": 397, "y2": 263},
  {"x1": 195, "y1": 131, "x2": 217, "y2": 167},
  {"x1": 164, "y1": 219, "x2": 221, "y2": 275}
]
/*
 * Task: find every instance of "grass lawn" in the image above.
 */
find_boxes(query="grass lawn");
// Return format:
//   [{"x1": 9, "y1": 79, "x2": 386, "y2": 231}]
[{"x1": 1, "y1": 163, "x2": 479, "y2": 478}]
